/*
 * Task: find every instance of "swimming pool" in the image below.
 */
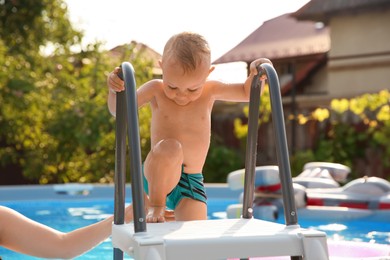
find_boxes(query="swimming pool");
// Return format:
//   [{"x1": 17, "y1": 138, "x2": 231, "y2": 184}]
[{"x1": 0, "y1": 184, "x2": 389, "y2": 259}]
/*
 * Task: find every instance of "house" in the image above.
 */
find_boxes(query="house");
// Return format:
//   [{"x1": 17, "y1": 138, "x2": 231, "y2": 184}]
[
  {"x1": 211, "y1": 0, "x2": 390, "y2": 176},
  {"x1": 213, "y1": 13, "x2": 330, "y2": 103},
  {"x1": 109, "y1": 41, "x2": 162, "y2": 77},
  {"x1": 214, "y1": 0, "x2": 390, "y2": 103},
  {"x1": 212, "y1": 13, "x2": 332, "y2": 158},
  {"x1": 292, "y1": 0, "x2": 390, "y2": 97}
]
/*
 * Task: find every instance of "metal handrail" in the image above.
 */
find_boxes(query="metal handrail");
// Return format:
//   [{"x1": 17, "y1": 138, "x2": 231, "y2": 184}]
[
  {"x1": 113, "y1": 62, "x2": 299, "y2": 259},
  {"x1": 113, "y1": 62, "x2": 146, "y2": 260},
  {"x1": 241, "y1": 63, "x2": 298, "y2": 226}
]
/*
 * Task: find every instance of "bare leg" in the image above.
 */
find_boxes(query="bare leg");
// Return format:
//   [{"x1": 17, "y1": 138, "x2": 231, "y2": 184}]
[
  {"x1": 174, "y1": 198, "x2": 207, "y2": 221},
  {"x1": 144, "y1": 139, "x2": 183, "y2": 222}
]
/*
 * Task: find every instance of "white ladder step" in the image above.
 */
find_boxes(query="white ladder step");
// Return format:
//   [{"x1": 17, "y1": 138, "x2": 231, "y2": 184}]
[{"x1": 112, "y1": 218, "x2": 329, "y2": 260}]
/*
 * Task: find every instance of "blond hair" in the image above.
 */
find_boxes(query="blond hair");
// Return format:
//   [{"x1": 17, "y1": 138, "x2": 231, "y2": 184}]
[{"x1": 162, "y1": 32, "x2": 211, "y2": 73}]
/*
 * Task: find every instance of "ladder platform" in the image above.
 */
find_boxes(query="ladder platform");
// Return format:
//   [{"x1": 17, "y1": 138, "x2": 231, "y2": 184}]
[{"x1": 112, "y1": 218, "x2": 329, "y2": 260}]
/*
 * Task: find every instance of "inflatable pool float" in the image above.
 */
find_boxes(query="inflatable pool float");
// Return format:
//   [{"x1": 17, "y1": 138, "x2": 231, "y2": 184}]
[
  {"x1": 227, "y1": 165, "x2": 281, "y2": 191},
  {"x1": 227, "y1": 165, "x2": 304, "y2": 221},
  {"x1": 302, "y1": 162, "x2": 350, "y2": 183},
  {"x1": 305, "y1": 176, "x2": 390, "y2": 210},
  {"x1": 226, "y1": 162, "x2": 390, "y2": 220}
]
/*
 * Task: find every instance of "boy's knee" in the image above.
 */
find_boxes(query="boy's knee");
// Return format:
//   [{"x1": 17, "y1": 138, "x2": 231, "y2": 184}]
[{"x1": 153, "y1": 139, "x2": 183, "y2": 161}]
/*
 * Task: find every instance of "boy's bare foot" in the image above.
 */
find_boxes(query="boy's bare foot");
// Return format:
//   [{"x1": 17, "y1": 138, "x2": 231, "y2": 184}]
[{"x1": 146, "y1": 206, "x2": 166, "y2": 223}]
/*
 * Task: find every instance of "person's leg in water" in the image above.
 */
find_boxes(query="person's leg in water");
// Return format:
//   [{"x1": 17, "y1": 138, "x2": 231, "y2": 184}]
[{"x1": 144, "y1": 139, "x2": 183, "y2": 222}]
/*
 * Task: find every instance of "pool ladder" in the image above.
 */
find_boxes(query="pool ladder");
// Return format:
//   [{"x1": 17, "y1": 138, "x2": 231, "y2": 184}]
[{"x1": 112, "y1": 62, "x2": 329, "y2": 260}]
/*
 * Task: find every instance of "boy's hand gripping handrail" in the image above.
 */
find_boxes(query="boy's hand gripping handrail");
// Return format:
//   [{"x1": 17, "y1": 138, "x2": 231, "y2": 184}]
[{"x1": 242, "y1": 63, "x2": 298, "y2": 226}]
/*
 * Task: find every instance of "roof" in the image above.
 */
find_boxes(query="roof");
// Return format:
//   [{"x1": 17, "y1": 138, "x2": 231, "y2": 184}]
[
  {"x1": 213, "y1": 13, "x2": 330, "y2": 65},
  {"x1": 293, "y1": 0, "x2": 390, "y2": 23},
  {"x1": 280, "y1": 53, "x2": 326, "y2": 95},
  {"x1": 109, "y1": 41, "x2": 162, "y2": 74}
]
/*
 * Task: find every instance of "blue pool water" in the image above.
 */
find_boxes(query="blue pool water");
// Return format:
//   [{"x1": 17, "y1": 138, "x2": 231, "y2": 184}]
[{"x1": 1, "y1": 197, "x2": 389, "y2": 259}]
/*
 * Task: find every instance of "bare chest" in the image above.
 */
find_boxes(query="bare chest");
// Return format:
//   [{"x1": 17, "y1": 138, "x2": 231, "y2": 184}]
[
  {"x1": 150, "y1": 97, "x2": 213, "y2": 143},
  {"x1": 156, "y1": 103, "x2": 209, "y2": 133}
]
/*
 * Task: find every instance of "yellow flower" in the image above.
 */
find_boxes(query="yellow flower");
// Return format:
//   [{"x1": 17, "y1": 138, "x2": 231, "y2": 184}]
[
  {"x1": 234, "y1": 118, "x2": 248, "y2": 139},
  {"x1": 312, "y1": 108, "x2": 330, "y2": 122},
  {"x1": 377, "y1": 105, "x2": 390, "y2": 122},
  {"x1": 331, "y1": 99, "x2": 349, "y2": 114},
  {"x1": 349, "y1": 98, "x2": 365, "y2": 115},
  {"x1": 298, "y1": 114, "x2": 308, "y2": 125}
]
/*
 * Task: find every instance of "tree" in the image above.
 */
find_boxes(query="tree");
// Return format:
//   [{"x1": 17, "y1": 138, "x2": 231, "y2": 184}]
[
  {"x1": 0, "y1": 0, "x2": 82, "y2": 56},
  {"x1": 1, "y1": 0, "x2": 83, "y2": 184},
  {"x1": 0, "y1": 0, "x2": 155, "y2": 184}
]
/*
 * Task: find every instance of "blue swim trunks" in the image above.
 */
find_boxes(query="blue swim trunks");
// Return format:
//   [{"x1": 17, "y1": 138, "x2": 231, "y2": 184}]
[{"x1": 142, "y1": 168, "x2": 207, "y2": 210}]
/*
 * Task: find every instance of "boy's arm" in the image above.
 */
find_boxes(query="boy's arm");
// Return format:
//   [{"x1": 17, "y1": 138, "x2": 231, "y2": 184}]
[
  {"x1": 211, "y1": 58, "x2": 272, "y2": 102},
  {"x1": 107, "y1": 90, "x2": 117, "y2": 116},
  {"x1": 107, "y1": 67, "x2": 125, "y2": 116},
  {"x1": 107, "y1": 68, "x2": 158, "y2": 116}
]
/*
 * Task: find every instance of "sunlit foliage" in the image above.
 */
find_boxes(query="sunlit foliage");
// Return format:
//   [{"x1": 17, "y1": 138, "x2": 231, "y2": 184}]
[{"x1": 0, "y1": 0, "x2": 154, "y2": 183}]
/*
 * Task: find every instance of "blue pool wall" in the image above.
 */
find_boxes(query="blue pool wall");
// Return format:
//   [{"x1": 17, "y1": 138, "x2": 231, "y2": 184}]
[{"x1": 0, "y1": 183, "x2": 242, "y2": 202}]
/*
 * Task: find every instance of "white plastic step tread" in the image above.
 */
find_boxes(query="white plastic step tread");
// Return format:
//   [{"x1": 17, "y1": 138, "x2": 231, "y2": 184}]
[{"x1": 112, "y1": 218, "x2": 329, "y2": 260}]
